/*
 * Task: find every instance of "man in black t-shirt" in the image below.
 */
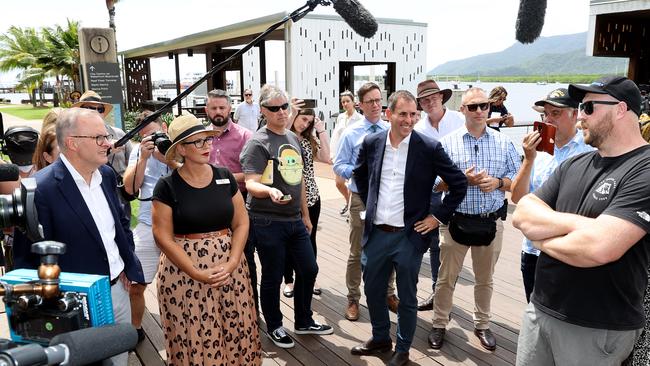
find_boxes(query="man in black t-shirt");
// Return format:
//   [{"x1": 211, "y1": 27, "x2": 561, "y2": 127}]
[{"x1": 513, "y1": 76, "x2": 650, "y2": 365}]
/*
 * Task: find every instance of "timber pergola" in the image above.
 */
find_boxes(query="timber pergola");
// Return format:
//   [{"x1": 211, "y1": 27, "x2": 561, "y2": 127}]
[{"x1": 119, "y1": 12, "x2": 288, "y2": 112}]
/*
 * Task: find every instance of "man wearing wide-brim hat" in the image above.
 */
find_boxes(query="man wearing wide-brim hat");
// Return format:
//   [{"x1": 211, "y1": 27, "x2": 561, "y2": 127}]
[
  {"x1": 510, "y1": 87, "x2": 593, "y2": 304},
  {"x1": 75, "y1": 90, "x2": 133, "y2": 218},
  {"x1": 413, "y1": 79, "x2": 465, "y2": 312}
]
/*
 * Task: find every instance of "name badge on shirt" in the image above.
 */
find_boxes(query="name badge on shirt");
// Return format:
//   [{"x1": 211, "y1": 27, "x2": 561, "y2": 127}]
[{"x1": 215, "y1": 179, "x2": 230, "y2": 185}]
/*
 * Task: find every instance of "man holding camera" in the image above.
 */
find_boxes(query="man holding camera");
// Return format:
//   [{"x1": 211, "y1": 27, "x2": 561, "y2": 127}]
[
  {"x1": 14, "y1": 108, "x2": 144, "y2": 366},
  {"x1": 428, "y1": 87, "x2": 520, "y2": 351},
  {"x1": 514, "y1": 76, "x2": 650, "y2": 365},
  {"x1": 510, "y1": 88, "x2": 593, "y2": 303},
  {"x1": 123, "y1": 110, "x2": 174, "y2": 343}
]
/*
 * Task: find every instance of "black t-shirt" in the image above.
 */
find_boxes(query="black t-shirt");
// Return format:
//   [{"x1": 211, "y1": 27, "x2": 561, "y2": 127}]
[
  {"x1": 532, "y1": 145, "x2": 650, "y2": 330},
  {"x1": 153, "y1": 166, "x2": 238, "y2": 234}
]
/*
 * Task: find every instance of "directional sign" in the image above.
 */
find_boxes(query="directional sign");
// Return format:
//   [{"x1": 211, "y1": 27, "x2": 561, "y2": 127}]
[{"x1": 86, "y1": 62, "x2": 125, "y2": 128}]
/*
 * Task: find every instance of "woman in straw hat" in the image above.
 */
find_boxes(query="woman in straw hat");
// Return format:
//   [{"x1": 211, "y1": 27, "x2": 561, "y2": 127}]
[{"x1": 151, "y1": 114, "x2": 261, "y2": 365}]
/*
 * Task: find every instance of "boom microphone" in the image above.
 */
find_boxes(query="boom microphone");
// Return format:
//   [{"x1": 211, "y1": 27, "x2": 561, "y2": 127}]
[
  {"x1": 515, "y1": 0, "x2": 547, "y2": 44},
  {"x1": 0, "y1": 164, "x2": 19, "y2": 182},
  {"x1": 331, "y1": 0, "x2": 378, "y2": 38}
]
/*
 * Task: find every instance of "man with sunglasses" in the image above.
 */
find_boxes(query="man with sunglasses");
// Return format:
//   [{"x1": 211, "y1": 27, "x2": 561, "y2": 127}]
[
  {"x1": 333, "y1": 82, "x2": 399, "y2": 322},
  {"x1": 234, "y1": 88, "x2": 261, "y2": 132},
  {"x1": 13, "y1": 108, "x2": 144, "y2": 366},
  {"x1": 429, "y1": 87, "x2": 520, "y2": 352},
  {"x1": 513, "y1": 76, "x2": 650, "y2": 365},
  {"x1": 510, "y1": 88, "x2": 594, "y2": 303},
  {"x1": 413, "y1": 79, "x2": 465, "y2": 312}
]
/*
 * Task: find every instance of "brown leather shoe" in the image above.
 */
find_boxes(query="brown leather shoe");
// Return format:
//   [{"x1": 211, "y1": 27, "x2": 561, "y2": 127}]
[
  {"x1": 417, "y1": 293, "x2": 434, "y2": 311},
  {"x1": 387, "y1": 294, "x2": 399, "y2": 313},
  {"x1": 428, "y1": 327, "x2": 445, "y2": 349},
  {"x1": 388, "y1": 351, "x2": 409, "y2": 366},
  {"x1": 345, "y1": 300, "x2": 359, "y2": 321},
  {"x1": 351, "y1": 338, "x2": 393, "y2": 355},
  {"x1": 474, "y1": 328, "x2": 496, "y2": 351}
]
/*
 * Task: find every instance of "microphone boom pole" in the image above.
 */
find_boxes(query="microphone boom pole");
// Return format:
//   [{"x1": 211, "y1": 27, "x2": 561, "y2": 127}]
[{"x1": 114, "y1": 0, "x2": 322, "y2": 148}]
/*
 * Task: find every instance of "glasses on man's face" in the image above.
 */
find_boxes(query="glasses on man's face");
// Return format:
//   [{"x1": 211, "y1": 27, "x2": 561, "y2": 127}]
[
  {"x1": 578, "y1": 100, "x2": 620, "y2": 115},
  {"x1": 362, "y1": 98, "x2": 382, "y2": 106},
  {"x1": 181, "y1": 136, "x2": 214, "y2": 148},
  {"x1": 71, "y1": 134, "x2": 113, "y2": 146},
  {"x1": 262, "y1": 103, "x2": 289, "y2": 112},
  {"x1": 244, "y1": 93, "x2": 252, "y2": 97},
  {"x1": 80, "y1": 105, "x2": 106, "y2": 114},
  {"x1": 464, "y1": 102, "x2": 490, "y2": 112}
]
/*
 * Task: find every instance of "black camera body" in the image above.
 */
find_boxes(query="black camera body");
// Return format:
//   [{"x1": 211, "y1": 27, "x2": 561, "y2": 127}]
[{"x1": 150, "y1": 131, "x2": 171, "y2": 155}]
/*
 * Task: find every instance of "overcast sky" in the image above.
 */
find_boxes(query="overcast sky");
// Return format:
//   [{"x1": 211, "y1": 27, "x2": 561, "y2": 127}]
[{"x1": 0, "y1": 0, "x2": 589, "y2": 82}]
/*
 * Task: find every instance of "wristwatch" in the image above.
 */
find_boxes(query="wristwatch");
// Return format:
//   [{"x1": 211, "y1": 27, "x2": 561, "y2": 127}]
[{"x1": 497, "y1": 177, "x2": 504, "y2": 189}]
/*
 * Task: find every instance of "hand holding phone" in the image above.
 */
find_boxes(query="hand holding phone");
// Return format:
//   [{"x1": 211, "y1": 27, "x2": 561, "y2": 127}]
[
  {"x1": 279, "y1": 194, "x2": 292, "y2": 202},
  {"x1": 533, "y1": 121, "x2": 556, "y2": 155}
]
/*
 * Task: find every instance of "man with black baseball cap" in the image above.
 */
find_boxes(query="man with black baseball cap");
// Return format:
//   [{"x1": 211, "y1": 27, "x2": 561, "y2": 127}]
[
  {"x1": 513, "y1": 76, "x2": 650, "y2": 365},
  {"x1": 510, "y1": 88, "x2": 593, "y2": 303}
]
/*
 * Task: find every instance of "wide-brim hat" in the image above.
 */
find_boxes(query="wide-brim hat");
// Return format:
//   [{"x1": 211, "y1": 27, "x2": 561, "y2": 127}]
[
  {"x1": 72, "y1": 90, "x2": 113, "y2": 117},
  {"x1": 568, "y1": 75, "x2": 642, "y2": 116},
  {"x1": 533, "y1": 88, "x2": 579, "y2": 111},
  {"x1": 164, "y1": 114, "x2": 217, "y2": 162},
  {"x1": 417, "y1": 80, "x2": 452, "y2": 104}
]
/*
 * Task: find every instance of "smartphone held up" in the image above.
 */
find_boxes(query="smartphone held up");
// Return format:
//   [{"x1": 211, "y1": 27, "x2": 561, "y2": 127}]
[{"x1": 533, "y1": 121, "x2": 556, "y2": 155}]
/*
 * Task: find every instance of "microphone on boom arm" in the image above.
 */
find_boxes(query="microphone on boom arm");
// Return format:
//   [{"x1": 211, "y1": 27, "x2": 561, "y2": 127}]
[{"x1": 515, "y1": 0, "x2": 547, "y2": 44}]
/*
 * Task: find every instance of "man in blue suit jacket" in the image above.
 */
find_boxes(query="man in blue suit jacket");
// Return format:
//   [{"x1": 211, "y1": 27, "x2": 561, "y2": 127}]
[
  {"x1": 350, "y1": 90, "x2": 467, "y2": 365},
  {"x1": 14, "y1": 108, "x2": 143, "y2": 366}
]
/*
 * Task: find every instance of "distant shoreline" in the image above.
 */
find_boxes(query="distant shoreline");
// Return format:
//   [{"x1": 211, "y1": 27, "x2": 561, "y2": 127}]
[{"x1": 429, "y1": 74, "x2": 620, "y2": 84}]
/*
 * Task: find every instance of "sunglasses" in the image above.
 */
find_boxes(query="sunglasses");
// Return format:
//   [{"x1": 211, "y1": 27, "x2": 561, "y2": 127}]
[
  {"x1": 80, "y1": 105, "x2": 106, "y2": 114},
  {"x1": 244, "y1": 93, "x2": 252, "y2": 96},
  {"x1": 578, "y1": 100, "x2": 620, "y2": 115},
  {"x1": 464, "y1": 102, "x2": 490, "y2": 112},
  {"x1": 263, "y1": 103, "x2": 289, "y2": 112}
]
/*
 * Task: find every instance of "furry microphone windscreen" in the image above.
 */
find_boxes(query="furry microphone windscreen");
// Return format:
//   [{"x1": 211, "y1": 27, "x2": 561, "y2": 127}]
[
  {"x1": 515, "y1": 0, "x2": 547, "y2": 44},
  {"x1": 332, "y1": 0, "x2": 378, "y2": 38}
]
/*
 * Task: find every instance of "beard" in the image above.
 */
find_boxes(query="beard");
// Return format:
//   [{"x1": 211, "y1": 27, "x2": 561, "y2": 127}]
[
  {"x1": 583, "y1": 110, "x2": 614, "y2": 148},
  {"x1": 209, "y1": 114, "x2": 229, "y2": 127}
]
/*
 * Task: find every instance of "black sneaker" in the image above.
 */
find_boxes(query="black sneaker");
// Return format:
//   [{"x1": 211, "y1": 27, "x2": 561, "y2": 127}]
[
  {"x1": 268, "y1": 327, "x2": 295, "y2": 348},
  {"x1": 294, "y1": 322, "x2": 334, "y2": 335},
  {"x1": 137, "y1": 328, "x2": 145, "y2": 343}
]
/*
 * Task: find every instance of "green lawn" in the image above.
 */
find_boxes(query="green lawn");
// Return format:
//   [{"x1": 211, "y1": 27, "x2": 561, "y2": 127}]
[{"x1": 0, "y1": 106, "x2": 52, "y2": 120}]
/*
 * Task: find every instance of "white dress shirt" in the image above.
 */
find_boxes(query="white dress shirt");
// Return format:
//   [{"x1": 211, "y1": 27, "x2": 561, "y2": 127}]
[
  {"x1": 60, "y1": 154, "x2": 125, "y2": 280},
  {"x1": 414, "y1": 109, "x2": 465, "y2": 141},
  {"x1": 373, "y1": 132, "x2": 411, "y2": 227}
]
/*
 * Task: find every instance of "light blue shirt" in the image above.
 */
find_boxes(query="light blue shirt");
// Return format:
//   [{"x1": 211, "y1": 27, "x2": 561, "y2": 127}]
[
  {"x1": 333, "y1": 118, "x2": 389, "y2": 193},
  {"x1": 522, "y1": 131, "x2": 594, "y2": 255},
  {"x1": 127, "y1": 148, "x2": 171, "y2": 226},
  {"x1": 440, "y1": 126, "x2": 521, "y2": 214}
]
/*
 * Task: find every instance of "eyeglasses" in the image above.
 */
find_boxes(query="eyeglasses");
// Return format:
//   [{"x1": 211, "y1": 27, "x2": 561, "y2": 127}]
[
  {"x1": 71, "y1": 134, "x2": 113, "y2": 146},
  {"x1": 362, "y1": 98, "x2": 382, "y2": 106},
  {"x1": 181, "y1": 136, "x2": 214, "y2": 148},
  {"x1": 464, "y1": 102, "x2": 490, "y2": 112},
  {"x1": 262, "y1": 103, "x2": 289, "y2": 112},
  {"x1": 244, "y1": 93, "x2": 252, "y2": 97},
  {"x1": 578, "y1": 100, "x2": 620, "y2": 115},
  {"x1": 80, "y1": 105, "x2": 106, "y2": 114}
]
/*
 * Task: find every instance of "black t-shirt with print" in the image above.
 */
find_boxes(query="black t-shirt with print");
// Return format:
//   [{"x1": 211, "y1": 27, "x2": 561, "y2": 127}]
[
  {"x1": 532, "y1": 145, "x2": 650, "y2": 330},
  {"x1": 153, "y1": 166, "x2": 238, "y2": 234}
]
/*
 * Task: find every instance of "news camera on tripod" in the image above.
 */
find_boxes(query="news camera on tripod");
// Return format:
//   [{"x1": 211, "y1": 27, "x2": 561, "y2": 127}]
[{"x1": 10, "y1": 108, "x2": 144, "y2": 366}]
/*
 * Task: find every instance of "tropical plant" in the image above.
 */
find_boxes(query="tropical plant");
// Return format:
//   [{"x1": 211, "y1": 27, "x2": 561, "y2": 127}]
[
  {"x1": 40, "y1": 20, "x2": 80, "y2": 101},
  {"x1": 0, "y1": 26, "x2": 47, "y2": 106}
]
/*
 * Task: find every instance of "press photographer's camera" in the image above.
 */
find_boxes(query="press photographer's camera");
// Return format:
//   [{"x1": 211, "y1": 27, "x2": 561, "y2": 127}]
[
  {"x1": 150, "y1": 131, "x2": 171, "y2": 155},
  {"x1": 0, "y1": 178, "x2": 43, "y2": 243}
]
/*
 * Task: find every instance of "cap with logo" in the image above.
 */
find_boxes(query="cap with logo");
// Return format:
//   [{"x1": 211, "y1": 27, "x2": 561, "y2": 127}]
[
  {"x1": 568, "y1": 76, "x2": 642, "y2": 117},
  {"x1": 533, "y1": 88, "x2": 578, "y2": 112}
]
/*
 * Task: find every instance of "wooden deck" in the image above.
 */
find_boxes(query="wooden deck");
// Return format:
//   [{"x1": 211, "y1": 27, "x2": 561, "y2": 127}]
[{"x1": 1, "y1": 163, "x2": 528, "y2": 365}]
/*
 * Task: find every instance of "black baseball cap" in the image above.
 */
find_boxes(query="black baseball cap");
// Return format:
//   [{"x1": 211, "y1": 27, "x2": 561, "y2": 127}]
[
  {"x1": 568, "y1": 75, "x2": 642, "y2": 116},
  {"x1": 534, "y1": 88, "x2": 578, "y2": 109}
]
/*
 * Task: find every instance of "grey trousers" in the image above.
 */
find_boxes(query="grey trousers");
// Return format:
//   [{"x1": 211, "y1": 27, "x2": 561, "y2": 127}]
[
  {"x1": 516, "y1": 302, "x2": 642, "y2": 366},
  {"x1": 105, "y1": 280, "x2": 132, "y2": 366}
]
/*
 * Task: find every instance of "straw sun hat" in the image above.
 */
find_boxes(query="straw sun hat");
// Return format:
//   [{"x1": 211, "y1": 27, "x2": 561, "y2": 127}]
[
  {"x1": 72, "y1": 90, "x2": 113, "y2": 117},
  {"x1": 164, "y1": 114, "x2": 217, "y2": 162}
]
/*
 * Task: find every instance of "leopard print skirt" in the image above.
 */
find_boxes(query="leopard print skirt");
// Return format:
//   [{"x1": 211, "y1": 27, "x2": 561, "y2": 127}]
[{"x1": 157, "y1": 231, "x2": 261, "y2": 366}]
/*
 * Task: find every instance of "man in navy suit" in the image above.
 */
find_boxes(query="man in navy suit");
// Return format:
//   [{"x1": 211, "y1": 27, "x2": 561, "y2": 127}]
[
  {"x1": 350, "y1": 90, "x2": 467, "y2": 365},
  {"x1": 14, "y1": 108, "x2": 143, "y2": 366}
]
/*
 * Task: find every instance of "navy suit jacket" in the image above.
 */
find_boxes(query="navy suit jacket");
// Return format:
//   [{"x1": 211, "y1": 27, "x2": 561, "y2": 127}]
[
  {"x1": 353, "y1": 130, "x2": 467, "y2": 252},
  {"x1": 14, "y1": 159, "x2": 144, "y2": 283}
]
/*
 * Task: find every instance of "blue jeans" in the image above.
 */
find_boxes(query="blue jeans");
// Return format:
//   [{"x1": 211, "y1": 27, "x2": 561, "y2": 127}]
[
  {"x1": 428, "y1": 190, "x2": 443, "y2": 289},
  {"x1": 362, "y1": 227, "x2": 423, "y2": 353},
  {"x1": 252, "y1": 215, "x2": 318, "y2": 332}
]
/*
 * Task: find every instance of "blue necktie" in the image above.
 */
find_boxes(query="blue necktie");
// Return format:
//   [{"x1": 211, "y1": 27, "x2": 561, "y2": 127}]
[{"x1": 369, "y1": 124, "x2": 379, "y2": 133}]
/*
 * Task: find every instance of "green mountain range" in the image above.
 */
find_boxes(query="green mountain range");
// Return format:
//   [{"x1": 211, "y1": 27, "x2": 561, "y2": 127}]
[{"x1": 429, "y1": 32, "x2": 628, "y2": 77}]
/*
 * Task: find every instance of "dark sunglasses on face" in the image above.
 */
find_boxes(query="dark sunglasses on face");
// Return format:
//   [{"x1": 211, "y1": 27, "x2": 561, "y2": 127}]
[
  {"x1": 464, "y1": 102, "x2": 490, "y2": 112},
  {"x1": 578, "y1": 100, "x2": 620, "y2": 115},
  {"x1": 181, "y1": 136, "x2": 214, "y2": 148},
  {"x1": 262, "y1": 103, "x2": 289, "y2": 112},
  {"x1": 80, "y1": 105, "x2": 106, "y2": 114},
  {"x1": 244, "y1": 93, "x2": 252, "y2": 96}
]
